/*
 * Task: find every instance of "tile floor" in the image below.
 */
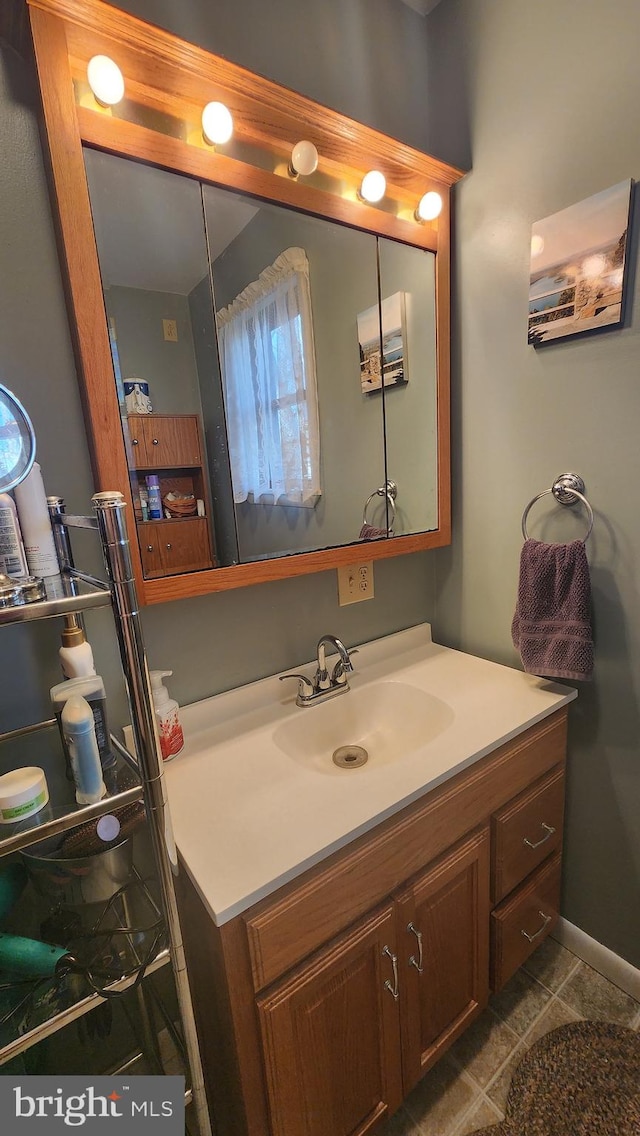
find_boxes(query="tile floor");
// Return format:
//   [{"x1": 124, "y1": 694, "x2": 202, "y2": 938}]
[{"x1": 379, "y1": 938, "x2": 640, "y2": 1136}]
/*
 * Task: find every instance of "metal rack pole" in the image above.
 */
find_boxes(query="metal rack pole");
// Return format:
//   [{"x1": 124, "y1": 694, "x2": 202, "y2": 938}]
[{"x1": 91, "y1": 491, "x2": 212, "y2": 1136}]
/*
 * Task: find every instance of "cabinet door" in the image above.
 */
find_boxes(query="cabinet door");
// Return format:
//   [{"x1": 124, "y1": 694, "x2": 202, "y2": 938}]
[
  {"x1": 257, "y1": 904, "x2": 403, "y2": 1136},
  {"x1": 396, "y1": 827, "x2": 490, "y2": 1094},
  {"x1": 126, "y1": 414, "x2": 149, "y2": 467},
  {"x1": 138, "y1": 519, "x2": 212, "y2": 578},
  {"x1": 140, "y1": 415, "x2": 201, "y2": 467}
]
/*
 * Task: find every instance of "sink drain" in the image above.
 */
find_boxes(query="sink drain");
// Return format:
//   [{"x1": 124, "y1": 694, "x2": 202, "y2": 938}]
[{"x1": 332, "y1": 745, "x2": 369, "y2": 769}]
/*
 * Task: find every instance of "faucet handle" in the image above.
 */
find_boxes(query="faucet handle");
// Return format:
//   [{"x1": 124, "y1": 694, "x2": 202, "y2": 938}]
[
  {"x1": 331, "y1": 649, "x2": 358, "y2": 685},
  {"x1": 279, "y1": 673, "x2": 315, "y2": 701}
]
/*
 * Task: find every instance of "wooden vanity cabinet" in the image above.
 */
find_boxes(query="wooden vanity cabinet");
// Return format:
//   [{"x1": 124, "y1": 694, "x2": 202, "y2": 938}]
[{"x1": 177, "y1": 708, "x2": 568, "y2": 1136}]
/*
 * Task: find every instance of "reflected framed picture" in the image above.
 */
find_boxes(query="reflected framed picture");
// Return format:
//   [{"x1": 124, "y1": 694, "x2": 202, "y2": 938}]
[
  {"x1": 358, "y1": 291, "x2": 408, "y2": 393},
  {"x1": 528, "y1": 179, "x2": 633, "y2": 346}
]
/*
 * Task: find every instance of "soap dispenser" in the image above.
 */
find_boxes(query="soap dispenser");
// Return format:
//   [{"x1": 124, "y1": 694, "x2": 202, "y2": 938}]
[{"x1": 150, "y1": 671, "x2": 184, "y2": 761}]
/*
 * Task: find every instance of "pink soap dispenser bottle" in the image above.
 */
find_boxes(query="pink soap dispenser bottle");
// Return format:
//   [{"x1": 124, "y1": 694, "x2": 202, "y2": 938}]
[{"x1": 150, "y1": 670, "x2": 184, "y2": 761}]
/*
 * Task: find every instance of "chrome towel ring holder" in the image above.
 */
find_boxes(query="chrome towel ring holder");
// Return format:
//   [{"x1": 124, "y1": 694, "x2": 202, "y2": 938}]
[
  {"x1": 363, "y1": 479, "x2": 397, "y2": 532},
  {"x1": 521, "y1": 472, "x2": 594, "y2": 543}
]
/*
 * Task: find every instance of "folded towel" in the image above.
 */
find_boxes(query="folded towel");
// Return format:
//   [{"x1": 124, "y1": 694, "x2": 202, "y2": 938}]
[
  {"x1": 512, "y1": 539, "x2": 593, "y2": 681},
  {"x1": 359, "y1": 523, "x2": 391, "y2": 540}
]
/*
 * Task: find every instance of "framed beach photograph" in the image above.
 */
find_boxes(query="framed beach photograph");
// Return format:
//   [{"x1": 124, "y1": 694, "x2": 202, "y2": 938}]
[
  {"x1": 528, "y1": 179, "x2": 633, "y2": 346},
  {"x1": 358, "y1": 291, "x2": 408, "y2": 393}
]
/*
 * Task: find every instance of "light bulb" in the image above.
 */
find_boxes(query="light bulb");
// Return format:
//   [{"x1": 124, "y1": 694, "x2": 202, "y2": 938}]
[
  {"x1": 415, "y1": 191, "x2": 443, "y2": 222},
  {"x1": 201, "y1": 102, "x2": 234, "y2": 146},
  {"x1": 359, "y1": 170, "x2": 386, "y2": 204},
  {"x1": 86, "y1": 55, "x2": 125, "y2": 107},
  {"x1": 288, "y1": 140, "x2": 319, "y2": 178}
]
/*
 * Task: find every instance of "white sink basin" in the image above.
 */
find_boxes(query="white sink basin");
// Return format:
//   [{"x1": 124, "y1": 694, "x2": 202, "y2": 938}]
[
  {"x1": 273, "y1": 680, "x2": 455, "y2": 774},
  {"x1": 164, "y1": 624, "x2": 576, "y2": 923}
]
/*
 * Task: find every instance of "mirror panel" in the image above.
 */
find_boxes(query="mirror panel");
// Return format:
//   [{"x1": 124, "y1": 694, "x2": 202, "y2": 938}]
[
  {"x1": 203, "y1": 184, "x2": 385, "y2": 562},
  {"x1": 84, "y1": 149, "x2": 220, "y2": 578},
  {"x1": 377, "y1": 237, "x2": 438, "y2": 537}
]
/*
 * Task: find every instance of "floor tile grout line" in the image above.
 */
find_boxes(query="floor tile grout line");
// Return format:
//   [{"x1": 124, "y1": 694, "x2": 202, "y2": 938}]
[{"x1": 448, "y1": 1084, "x2": 505, "y2": 1136}]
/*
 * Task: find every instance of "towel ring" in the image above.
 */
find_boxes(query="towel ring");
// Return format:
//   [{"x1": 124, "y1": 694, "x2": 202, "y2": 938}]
[
  {"x1": 363, "y1": 479, "x2": 397, "y2": 529},
  {"x1": 521, "y1": 472, "x2": 594, "y2": 543}
]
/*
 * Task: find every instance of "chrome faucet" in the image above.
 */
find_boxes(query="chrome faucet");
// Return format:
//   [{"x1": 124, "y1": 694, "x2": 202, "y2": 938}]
[{"x1": 279, "y1": 634, "x2": 356, "y2": 706}]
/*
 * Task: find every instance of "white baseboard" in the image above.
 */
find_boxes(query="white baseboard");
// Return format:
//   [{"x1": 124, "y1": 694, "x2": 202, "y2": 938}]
[{"x1": 552, "y1": 917, "x2": 640, "y2": 1001}]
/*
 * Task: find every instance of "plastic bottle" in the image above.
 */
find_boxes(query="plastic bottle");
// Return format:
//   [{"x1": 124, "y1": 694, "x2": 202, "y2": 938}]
[
  {"x1": 61, "y1": 695, "x2": 107, "y2": 805},
  {"x1": 59, "y1": 618, "x2": 96, "y2": 678},
  {"x1": 146, "y1": 475, "x2": 162, "y2": 520},
  {"x1": 0, "y1": 493, "x2": 29, "y2": 577},
  {"x1": 13, "y1": 462, "x2": 60, "y2": 577},
  {"x1": 51, "y1": 675, "x2": 116, "y2": 774},
  {"x1": 150, "y1": 670, "x2": 184, "y2": 761}
]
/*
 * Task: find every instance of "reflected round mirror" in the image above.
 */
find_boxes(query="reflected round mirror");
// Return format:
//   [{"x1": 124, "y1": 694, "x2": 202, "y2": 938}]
[{"x1": 0, "y1": 384, "x2": 36, "y2": 492}]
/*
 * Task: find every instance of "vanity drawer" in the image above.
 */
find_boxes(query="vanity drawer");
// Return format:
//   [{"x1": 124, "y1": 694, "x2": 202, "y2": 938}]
[
  {"x1": 490, "y1": 851, "x2": 561, "y2": 991},
  {"x1": 491, "y1": 766, "x2": 564, "y2": 904}
]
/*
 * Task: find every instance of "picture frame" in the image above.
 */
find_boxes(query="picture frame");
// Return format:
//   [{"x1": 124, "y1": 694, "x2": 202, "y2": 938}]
[
  {"x1": 528, "y1": 179, "x2": 633, "y2": 346},
  {"x1": 358, "y1": 291, "x2": 408, "y2": 393}
]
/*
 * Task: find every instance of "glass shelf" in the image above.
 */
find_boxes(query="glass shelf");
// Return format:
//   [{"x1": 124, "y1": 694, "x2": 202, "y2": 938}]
[
  {"x1": 0, "y1": 867, "x2": 170, "y2": 1066},
  {"x1": 0, "y1": 721, "x2": 142, "y2": 858},
  {"x1": 0, "y1": 572, "x2": 111, "y2": 627}
]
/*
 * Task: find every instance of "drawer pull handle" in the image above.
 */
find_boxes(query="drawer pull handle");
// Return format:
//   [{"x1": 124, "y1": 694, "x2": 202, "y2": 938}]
[
  {"x1": 146, "y1": 545, "x2": 154, "y2": 553},
  {"x1": 524, "y1": 822, "x2": 556, "y2": 850},
  {"x1": 166, "y1": 543, "x2": 172, "y2": 550},
  {"x1": 131, "y1": 437, "x2": 139, "y2": 445},
  {"x1": 382, "y1": 945, "x2": 399, "y2": 1001},
  {"x1": 407, "y1": 922, "x2": 424, "y2": 974},
  {"x1": 521, "y1": 910, "x2": 552, "y2": 943},
  {"x1": 152, "y1": 438, "x2": 159, "y2": 445}
]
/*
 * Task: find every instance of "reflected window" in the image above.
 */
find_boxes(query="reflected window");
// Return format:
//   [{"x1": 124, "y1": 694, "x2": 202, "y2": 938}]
[{"x1": 216, "y1": 247, "x2": 321, "y2": 506}]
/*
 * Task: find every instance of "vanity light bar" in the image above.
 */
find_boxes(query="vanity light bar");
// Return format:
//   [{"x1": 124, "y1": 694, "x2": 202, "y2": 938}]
[{"x1": 84, "y1": 57, "x2": 440, "y2": 225}]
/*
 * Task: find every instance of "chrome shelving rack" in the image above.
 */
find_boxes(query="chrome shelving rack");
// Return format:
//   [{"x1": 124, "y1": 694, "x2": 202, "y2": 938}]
[{"x1": 0, "y1": 492, "x2": 211, "y2": 1136}]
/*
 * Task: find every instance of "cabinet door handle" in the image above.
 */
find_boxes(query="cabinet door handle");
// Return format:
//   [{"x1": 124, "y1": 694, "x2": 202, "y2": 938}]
[
  {"x1": 131, "y1": 437, "x2": 139, "y2": 445},
  {"x1": 407, "y1": 921, "x2": 424, "y2": 973},
  {"x1": 146, "y1": 545, "x2": 154, "y2": 553},
  {"x1": 521, "y1": 910, "x2": 552, "y2": 943},
  {"x1": 382, "y1": 945, "x2": 399, "y2": 1001},
  {"x1": 523, "y1": 822, "x2": 556, "y2": 850},
  {"x1": 166, "y1": 543, "x2": 172, "y2": 551},
  {"x1": 152, "y1": 438, "x2": 159, "y2": 445}
]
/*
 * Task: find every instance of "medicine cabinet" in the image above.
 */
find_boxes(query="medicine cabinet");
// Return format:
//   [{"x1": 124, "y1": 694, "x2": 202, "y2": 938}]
[{"x1": 6, "y1": 0, "x2": 464, "y2": 604}]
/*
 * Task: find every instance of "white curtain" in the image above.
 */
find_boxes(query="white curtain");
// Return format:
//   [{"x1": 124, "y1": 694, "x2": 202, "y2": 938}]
[{"x1": 216, "y1": 247, "x2": 321, "y2": 506}]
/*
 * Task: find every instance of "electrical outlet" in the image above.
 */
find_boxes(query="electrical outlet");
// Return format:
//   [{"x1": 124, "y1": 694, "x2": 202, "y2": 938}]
[
  {"x1": 337, "y1": 561, "x2": 374, "y2": 605},
  {"x1": 163, "y1": 318, "x2": 178, "y2": 342}
]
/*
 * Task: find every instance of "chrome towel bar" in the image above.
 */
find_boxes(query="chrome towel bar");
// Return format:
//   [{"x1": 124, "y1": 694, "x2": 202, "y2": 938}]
[
  {"x1": 362, "y1": 479, "x2": 397, "y2": 532},
  {"x1": 521, "y1": 472, "x2": 593, "y2": 542}
]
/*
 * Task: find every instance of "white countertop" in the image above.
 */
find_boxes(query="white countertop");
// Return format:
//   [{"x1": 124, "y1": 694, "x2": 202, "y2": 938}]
[{"x1": 164, "y1": 625, "x2": 576, "y2": 926}]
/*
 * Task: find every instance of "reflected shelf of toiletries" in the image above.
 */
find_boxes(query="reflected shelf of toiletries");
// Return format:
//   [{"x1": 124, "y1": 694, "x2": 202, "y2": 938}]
[
  {"x1": 0, "y1": 572, "x2": 111, "y2": 627},
  {"x1": 0, "y1": 720, "x2": 142, "y2": 858}
]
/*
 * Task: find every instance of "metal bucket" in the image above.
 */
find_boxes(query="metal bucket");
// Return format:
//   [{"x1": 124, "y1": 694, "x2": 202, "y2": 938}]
[{"x1": 21, "y1": 835, "x2": 133, "y2": 905}]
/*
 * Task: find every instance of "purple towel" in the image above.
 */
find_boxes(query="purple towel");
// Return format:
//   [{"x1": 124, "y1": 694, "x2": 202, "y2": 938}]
[
  {"x1": 512, "y1": 539, "x2": 593, "y2": 681},
  {"x1": 359, "y1": 523, "x2": 391, "y2": 540}
]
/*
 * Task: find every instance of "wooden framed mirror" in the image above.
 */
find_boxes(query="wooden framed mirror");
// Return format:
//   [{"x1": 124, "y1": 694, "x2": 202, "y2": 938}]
[{"x1": 11, "y1": 0, "x2": 463, "y2": 605}]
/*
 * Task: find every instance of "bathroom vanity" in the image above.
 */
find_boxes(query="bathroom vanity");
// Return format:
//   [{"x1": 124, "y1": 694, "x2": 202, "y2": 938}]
[{"x1": 164, "y1": 626, "x2": 575, "y2": 1136}]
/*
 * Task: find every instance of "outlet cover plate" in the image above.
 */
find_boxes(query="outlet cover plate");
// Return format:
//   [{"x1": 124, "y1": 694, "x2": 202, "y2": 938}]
[{"x1": 337, "y1": 561, "x2": 374, "y2": 605}]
